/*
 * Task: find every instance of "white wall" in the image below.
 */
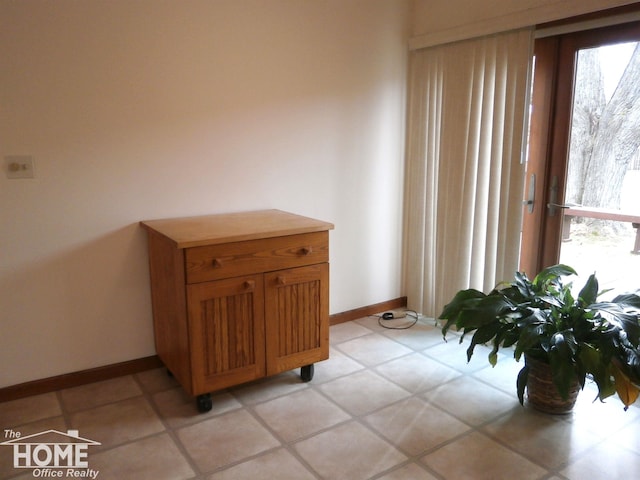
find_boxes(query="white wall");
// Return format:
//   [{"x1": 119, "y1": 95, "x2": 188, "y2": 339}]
[{"x1": 0, "y1": 0, "x2": 410, "y2": 387}]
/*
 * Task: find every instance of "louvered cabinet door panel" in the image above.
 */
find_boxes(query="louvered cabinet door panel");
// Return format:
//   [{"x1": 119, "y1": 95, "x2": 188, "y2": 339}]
[
  {"x1": 264, "y1": 264, "x2": 329, "y2": 375},
  {"x1": 187, "y1": 275, "x2": 265, "y2": 394}
]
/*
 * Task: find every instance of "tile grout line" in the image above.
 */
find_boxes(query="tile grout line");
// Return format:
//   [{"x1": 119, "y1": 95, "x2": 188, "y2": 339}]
[
  {"x1": 5, "y1": 317, "x2": 640, "y2": 479},
  {"x1": 330, "y1": 319, "x2": 561, "y2": 478},
  {"x1": 131, "y1": 372, "x2": 204, "y2": 480}
]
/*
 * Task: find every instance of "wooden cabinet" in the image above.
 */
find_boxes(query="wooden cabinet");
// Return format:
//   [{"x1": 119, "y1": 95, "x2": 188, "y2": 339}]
[{"x1": 141, "y1": 210, "x2": 333, "y2": 412}]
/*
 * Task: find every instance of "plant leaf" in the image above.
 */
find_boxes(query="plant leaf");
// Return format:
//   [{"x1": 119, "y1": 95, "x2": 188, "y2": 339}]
[
  {"x1": 533, "y1": 264, "x2": 576, "y2": 290},
  {"x1": 514, "y1": 323, "x2": 545, "y2": 360},
  {"x1": 502, "y1": 329, "x2": 520, "y2": 348},
  {"x1": 549, "y1": 332, "x2": 576, "y2": 400},
  {"x1": 578, "y1": 273, "x2": 599, "y2": 306},
  {"x1": 439, "y1": 289, "x2": 486, "y2": 320},
  {"x1": 578, "y1": 344, "x2": 615, "y2": 401},
  {"x1": 612, "y1": 293, "x2": 640, "y2": 310},
  {"x1": 610, "y1": 363, "x2": 640, "y2": 410},
  {"x1": 590, "y1": 302, "x2": 640, "y2": 345},
  {"x1": 513, "y1": 271, "x2": 534, "y2": 298},
  {"x1": 613, "y1": 349, "x2": 640, "y2": 389},
  {"x1": 517, "y1": 364, "x2": 530, "y2": 406},
  {"x1": 488, "y1": 350, "x2": 498, "y2": 367},
  {"x1": 440, "y1": 289, "x2": 488, "y2": 338},
  {"x1": 467, "y1": 322, "x2": 503, "y2": 363}
]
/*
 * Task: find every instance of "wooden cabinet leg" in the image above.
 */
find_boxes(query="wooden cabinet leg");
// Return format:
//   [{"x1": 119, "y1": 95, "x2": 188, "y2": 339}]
[
  {"x1": 300, "y1": 364, "x2": 314, "y2": 382},
  {"x1": 196, "y1": 393, "x2": 212, "y2": 413}
]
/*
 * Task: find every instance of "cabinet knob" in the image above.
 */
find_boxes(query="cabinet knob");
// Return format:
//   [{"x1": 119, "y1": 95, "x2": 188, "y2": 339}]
[
  {"x1": 212, "y1": 258, "x2": 223, "y2": 268},
  {"x1": 300, "y1": 246, "x2": 313, "y2": 256},
  {"x1": 243, "y1": 280, "x2": 255, "y2": 290},
  {"x1": 276, "y1": 276, "x2": 286, "y2": 285}
]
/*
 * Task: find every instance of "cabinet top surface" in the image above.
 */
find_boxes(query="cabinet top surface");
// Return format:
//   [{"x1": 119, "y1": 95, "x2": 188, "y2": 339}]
[{"x1": 141, "y1": 209, "x2": 334, "y2": 248}]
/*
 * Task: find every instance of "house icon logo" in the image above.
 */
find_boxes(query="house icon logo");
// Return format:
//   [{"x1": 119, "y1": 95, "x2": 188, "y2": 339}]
[{"x1": 1, "y1": 428, "x2": 101, "y2": 478}]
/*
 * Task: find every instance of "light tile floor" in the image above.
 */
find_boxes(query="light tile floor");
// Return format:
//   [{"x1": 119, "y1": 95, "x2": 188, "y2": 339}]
[{"x1": 2, "y1": 316, "x2": 640, "y2": 479}]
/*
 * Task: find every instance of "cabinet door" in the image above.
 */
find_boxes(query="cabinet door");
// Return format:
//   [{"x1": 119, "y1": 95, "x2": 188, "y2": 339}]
[
  {"x1": 264, "y1": 263, "x2": 329, "y2": 375},
  {"x1": 187, "y1": 275, "x2": 265, "y2": 394}
]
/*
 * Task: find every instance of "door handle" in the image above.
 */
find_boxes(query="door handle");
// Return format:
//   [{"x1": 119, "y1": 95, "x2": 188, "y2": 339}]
[
  {"x1": 547, "y1": 176, "x2": 564, "y2": 216},
  {"x1": 547, "y1": 203, "x2": 573, "y2": 210},
  {"x1": 546, "y1": 175, "x2": 576, "y2": 215}
]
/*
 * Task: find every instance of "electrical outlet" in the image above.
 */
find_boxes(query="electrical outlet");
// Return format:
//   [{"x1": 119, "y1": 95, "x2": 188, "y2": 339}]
[{"x1": 4, "y1": 155, "x2": 35, "y2": 179}]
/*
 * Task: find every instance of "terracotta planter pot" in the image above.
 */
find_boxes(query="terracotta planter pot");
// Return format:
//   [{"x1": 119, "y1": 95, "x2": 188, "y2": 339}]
[{"x1": 525, "y1": 355, "x2": 580, "y2": 414}]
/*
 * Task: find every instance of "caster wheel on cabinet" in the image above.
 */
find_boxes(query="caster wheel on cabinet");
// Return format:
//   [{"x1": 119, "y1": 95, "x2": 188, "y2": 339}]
[
  {"x1": 301, "y1": 364, "x2": 314, "y2": 382},
  {"x1": 196, "y1": 393, "x2": 212, "y2": 413}
]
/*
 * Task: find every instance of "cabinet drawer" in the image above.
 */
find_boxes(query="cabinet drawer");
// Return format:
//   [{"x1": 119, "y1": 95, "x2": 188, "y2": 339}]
[{"x1": 185, "y1": 231, "x2": 329, "y2": 283}]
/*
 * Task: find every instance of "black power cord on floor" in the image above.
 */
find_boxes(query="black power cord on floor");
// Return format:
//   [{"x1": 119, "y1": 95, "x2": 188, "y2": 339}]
[{"x1": 371, "y1": 309, "x2": 420, "y2": 330}]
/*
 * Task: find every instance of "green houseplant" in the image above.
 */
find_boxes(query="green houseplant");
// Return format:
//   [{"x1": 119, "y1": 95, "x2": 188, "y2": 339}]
[{"x1": 439, "y1": 264, "x2": 640, "y2": 413}]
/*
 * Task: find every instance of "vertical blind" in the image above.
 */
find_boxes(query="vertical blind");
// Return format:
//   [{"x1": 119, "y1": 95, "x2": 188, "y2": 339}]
[{"x1": 402, "y1": 28, "x2": 534, "y2": 319}]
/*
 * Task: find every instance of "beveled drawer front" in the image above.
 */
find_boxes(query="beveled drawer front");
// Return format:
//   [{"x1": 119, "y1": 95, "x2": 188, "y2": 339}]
[{"x1": 185, "y1": 231, "x2": 329, "y2": 284}]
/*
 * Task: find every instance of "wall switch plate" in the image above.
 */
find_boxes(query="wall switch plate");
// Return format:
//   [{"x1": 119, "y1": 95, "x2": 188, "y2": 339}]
[{"x1": 4, "y1": 155, "x2": 35, "y2": 179}]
